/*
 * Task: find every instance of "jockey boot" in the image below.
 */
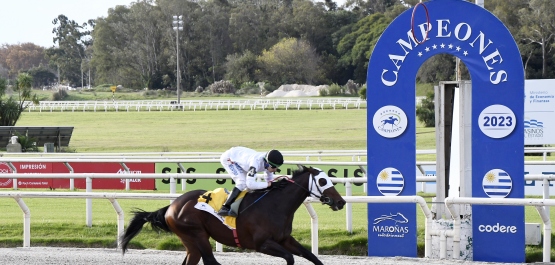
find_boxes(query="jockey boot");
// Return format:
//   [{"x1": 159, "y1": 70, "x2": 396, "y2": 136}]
[{"x1": 218, "y1": 187, "x2": 241, "y2": 217}]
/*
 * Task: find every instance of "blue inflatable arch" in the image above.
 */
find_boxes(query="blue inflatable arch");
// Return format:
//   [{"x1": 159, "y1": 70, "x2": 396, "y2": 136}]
[{"x1": 366, "y1": 0, "x2": 524, "y2": 262}]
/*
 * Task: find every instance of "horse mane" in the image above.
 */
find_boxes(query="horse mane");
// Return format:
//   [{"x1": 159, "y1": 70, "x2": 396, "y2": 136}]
[
  {"x1": 291, "y1": 167, "x2": 309, "y2": 180},
  {"x1": 251, "y1": 167, "x2": 310, "y2": 194}
]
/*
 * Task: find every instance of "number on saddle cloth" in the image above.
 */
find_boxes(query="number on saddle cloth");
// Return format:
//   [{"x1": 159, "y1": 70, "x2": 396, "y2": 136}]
[
  {"x1": 198, "y1": 188, "x2": 228, "y2": 211},
  {"x1": 197, "y1": 188, "x2": 247, "y2": 213}
]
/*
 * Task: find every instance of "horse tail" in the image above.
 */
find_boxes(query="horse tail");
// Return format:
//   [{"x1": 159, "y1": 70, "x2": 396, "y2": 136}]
[{"x1": 120, "y1": 205, "x2": 171, "y2": 254}]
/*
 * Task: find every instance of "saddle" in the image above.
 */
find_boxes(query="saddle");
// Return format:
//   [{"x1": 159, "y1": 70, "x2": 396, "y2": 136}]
[{"x1": 197, "y1": 188, "x2": 247, "y2": 228}]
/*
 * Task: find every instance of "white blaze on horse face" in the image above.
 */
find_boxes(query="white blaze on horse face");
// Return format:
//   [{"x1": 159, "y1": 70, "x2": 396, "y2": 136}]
[{"x1": 309, "y1": 170, "x2": 334, "y2": 198}]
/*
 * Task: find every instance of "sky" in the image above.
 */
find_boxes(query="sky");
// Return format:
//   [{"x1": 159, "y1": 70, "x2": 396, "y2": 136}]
[
  {"x1": 0, "y1": 0, "x2": 346, "y2": 48},
  {"x1": 1, "y1": 0, "x2": 136, "y2": 47}
]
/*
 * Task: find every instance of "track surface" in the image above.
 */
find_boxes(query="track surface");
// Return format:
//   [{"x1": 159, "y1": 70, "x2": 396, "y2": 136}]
[{"x1": 0, "y1": 247, "x2": 536, "y2": 265}]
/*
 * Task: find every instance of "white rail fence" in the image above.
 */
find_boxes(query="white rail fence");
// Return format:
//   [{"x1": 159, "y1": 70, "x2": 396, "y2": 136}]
[
  {"x1": 26, "y1": 98, "x2": 366, "y2": 112},
  {"x1": 3, "y1": 190, "x2": 555, "y2": 262},
  {"x1": 0, "y1": 154, "x2": 554, "y2": 261},
  {"x1": 2, "y1": 147, "x2": 552, "y2": 160}
]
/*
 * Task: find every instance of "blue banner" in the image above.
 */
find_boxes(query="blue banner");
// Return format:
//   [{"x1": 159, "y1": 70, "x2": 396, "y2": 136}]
[{"x1": 367, "y1": 0, "x2": 524, "y2": 261}]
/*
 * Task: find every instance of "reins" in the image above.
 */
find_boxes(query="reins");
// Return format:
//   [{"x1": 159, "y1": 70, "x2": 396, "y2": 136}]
[
  {"x1": 238, "y1": 176, "x2": 294, "y2": 214},
  {"x1": 239, "y1": 190, "x2": 270, "y2": 214},
  {"x1": 238, "y1": 172, "x2": 329, "y2": 214}
]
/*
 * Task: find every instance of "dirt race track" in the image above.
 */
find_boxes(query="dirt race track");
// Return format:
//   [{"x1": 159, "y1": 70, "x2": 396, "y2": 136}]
[{"x1": 0, "y1": 247, "x2": 544, "y2": 265}]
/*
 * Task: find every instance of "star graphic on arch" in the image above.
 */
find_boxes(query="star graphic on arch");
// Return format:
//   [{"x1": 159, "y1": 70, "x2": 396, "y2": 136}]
[
  {"x1": 463, "y1": 51, "x2": 469, "y2": 56},
  {"x1": 440, "y1": 43, "x2": 445, "y2": 48},
  {"x1": 448, "y1": 44, "x2": 454, "y2": 49},
  {"x1": 425, "y1": 47, "x2": 430, "y2": 52},
  {"x1": 418, "y1": 51, "x2": 423, "y2": 57},
  {"x1": 432, "y1": 44, "x2": 437, "y2": 49},
  {"x1": 456, "y1": 46, "x2": 461, "y2": 51}
]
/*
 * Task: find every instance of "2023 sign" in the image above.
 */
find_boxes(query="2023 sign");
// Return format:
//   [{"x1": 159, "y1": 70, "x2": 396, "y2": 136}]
[{"x1": 478, "y1": 104, "x2": 516, "y2": 139}]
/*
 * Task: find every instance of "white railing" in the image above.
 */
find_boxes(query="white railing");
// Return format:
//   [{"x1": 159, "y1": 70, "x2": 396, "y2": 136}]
[
  {"x1": 8, "y1": 191, "x2": 555, "y2": 262},
  {"x1": 2, "y1": 173, "x2": 555, "y2": 261},
  {"x1": 26, "y1": 98, "x2": 367, "y2": 112},
  {"x1": 304, "y1": 195, "x2": 433, "y2": 256},
  {"x1": 0, "y1": 191, "x2": 432, "y2": 257},
  {"x1": 445, "y1": 197, "x2": 555, "y2": 262},
  {"x1": 1, "y1": 147, "x2": 551, "y2": 160},
  {"x1": 0, "y1": 153, "x2": 554, "y2": 261},
  {"x1": 0, "y1": 172, "x2": 367, "y2": 229}
]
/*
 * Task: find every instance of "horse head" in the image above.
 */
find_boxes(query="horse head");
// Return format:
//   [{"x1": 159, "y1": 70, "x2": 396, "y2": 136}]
[{"x1": 297, "y1": 166, "x2": 346, "y2": 211}]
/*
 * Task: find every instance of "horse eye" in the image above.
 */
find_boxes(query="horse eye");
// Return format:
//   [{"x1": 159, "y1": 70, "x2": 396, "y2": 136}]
[{"x1": 318, "y1": 178, "x2": 328, "y2": 187}]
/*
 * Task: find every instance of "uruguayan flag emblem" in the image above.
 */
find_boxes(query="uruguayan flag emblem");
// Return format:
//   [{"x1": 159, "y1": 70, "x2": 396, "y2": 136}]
[
  {"x1": 482, "y1": 169, "x2": 512, "y2": 198},
  {"x1": 376, "y1": 167, "x2": 405, "y2": 196}
]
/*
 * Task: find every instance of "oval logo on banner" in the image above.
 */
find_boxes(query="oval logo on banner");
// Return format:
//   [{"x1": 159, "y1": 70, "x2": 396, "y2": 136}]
[
  {"x1": 376, "y1": 167, "x2": 405, "y2": 196},
  {"x1": 482, "y1": 169, "x2": 513, "y2": 198},
  {"x1": 373, "y1": 106, "x2": 408, "y2": 138},
  {"x1": 478, "y1": 104, "x2": 516, "y2": 139}
]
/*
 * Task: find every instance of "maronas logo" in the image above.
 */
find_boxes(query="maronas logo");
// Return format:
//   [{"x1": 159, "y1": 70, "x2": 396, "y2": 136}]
[
  {"x1": 372, "y1": 212, "x2": 410, "y2": 238},
  {"x1": 373, "y1": 105, "x2": 407, "y2": 138}
]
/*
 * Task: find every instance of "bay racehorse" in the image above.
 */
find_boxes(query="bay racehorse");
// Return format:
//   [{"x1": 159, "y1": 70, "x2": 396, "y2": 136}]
[{"x1": 120, "y1": 166, "x2": 346, "y2": 265}]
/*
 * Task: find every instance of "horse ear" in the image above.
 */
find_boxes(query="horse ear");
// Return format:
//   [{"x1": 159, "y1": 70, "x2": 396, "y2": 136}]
[{"x1": 307, "y1": 166, "x2": 317, "y2": 174}]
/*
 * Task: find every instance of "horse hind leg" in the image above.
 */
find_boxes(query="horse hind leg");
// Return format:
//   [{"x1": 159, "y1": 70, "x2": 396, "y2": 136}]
[
  {"x1": 176, "y1": 239, "x2": 201, "y2": 265},
  {"x1": 176, "y1": 233, "x2": 220, "y2": 265}
]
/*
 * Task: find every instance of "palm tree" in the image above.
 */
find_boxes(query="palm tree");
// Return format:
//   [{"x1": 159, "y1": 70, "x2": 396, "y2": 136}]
[{"x1": 0, "y1": 73, "x2": 39, "y2": 126}]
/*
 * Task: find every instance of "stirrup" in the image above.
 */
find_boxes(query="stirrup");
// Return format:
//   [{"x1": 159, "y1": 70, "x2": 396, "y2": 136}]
[
  {"x1": 218, "y1": 206, "x2": 231, "y2": 216},
  {"x1": 217, "y1": 206, "x2": 237, "y2": 217}
]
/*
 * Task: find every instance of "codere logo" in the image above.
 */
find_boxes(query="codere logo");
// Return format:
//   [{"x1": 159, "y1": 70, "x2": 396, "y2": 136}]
[{"x1": 478, "y1": 223, "x2": 517, "y2": 234}]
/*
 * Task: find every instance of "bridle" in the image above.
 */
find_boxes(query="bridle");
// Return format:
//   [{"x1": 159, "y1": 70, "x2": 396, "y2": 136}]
[
  {"x1": 239, "y1": 170, "x2": 335, "y2": 214},
  {"x1": 284, "y1": 170, "x2": 335, "y2": 207}
]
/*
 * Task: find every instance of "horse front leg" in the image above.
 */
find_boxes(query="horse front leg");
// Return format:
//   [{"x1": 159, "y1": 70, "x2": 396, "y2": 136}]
[
  {"x1": 281, "y1": 236, "x2": 324, "y2": 265},
  {"x1": 257, "y1": 239, "x2": 295, "y2": 265}
]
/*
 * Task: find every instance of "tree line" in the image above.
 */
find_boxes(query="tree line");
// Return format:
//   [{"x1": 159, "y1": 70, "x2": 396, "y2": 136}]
[{"x1": 1, "y1": 0, "x2": 555, "y2": 92}]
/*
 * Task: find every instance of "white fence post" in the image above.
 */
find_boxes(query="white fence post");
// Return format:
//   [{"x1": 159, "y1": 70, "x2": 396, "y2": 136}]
[{"x1": 86, "y1": 175, "x2": 92, "y2": 227}]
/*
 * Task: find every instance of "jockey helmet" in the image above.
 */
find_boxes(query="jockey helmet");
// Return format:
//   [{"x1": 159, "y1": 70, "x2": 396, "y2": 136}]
[{"x1": 265, "y1": 149, "x2": 283, "y2": 168}]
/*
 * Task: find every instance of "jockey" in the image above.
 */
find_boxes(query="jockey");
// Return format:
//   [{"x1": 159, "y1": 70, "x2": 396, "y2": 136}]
[{"x1": 217, "y1": 146, "x2": 284, "y2": 217}]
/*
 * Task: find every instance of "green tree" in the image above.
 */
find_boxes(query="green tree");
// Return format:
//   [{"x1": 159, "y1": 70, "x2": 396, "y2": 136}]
[
  {"x1": 257, "y1": 38, "x2": 320, "y2": 85},
  {"x1": 224, "y1": 50, "x2": 258, "y2": 87},
  {"x1": 518, "y1": 0, "x2": 555, "y2": 78},
  {"x1": 228, "y1": 3, "x2": 267, "y2": 54},
  {"x1": 92, "y1": 1, "x2": 171, "y2": 89},
  {"x1": 416, "y1": 54, "x2": 471, "y2": 83},
  {"x1": 46, "y1": 15, "x2": 93, "y2": 86},
  {"x1": 337, "y1": 12, "x2": 390, "y2": 84},
  {"x1": 416, "y1": 91, "x2": 435, "y2": 127},
  {"x1": 344, "y1": 0, "x2": 397, "y2": 17},
  {"x1": 0, "y1": 73, "x2": 39, "y2": 126},
  {"x1": 27, "y1": 66, "x2": 58, "y2": 88}
]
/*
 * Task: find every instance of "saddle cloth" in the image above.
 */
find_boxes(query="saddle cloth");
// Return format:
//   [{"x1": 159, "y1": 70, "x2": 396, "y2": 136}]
[{"x1": 195, "y1": 188, "x2": 247, "y2": 229}]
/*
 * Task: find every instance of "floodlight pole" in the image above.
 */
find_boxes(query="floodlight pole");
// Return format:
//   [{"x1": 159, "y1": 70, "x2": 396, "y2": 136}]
[{"x1": 173, "y1": 15, "x2": 183, "y2": 105}]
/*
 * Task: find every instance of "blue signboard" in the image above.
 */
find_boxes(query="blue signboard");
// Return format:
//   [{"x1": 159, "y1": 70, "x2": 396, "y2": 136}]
[{"x1": 367, "y1": 0, "x2": 524, "y2": 262}]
